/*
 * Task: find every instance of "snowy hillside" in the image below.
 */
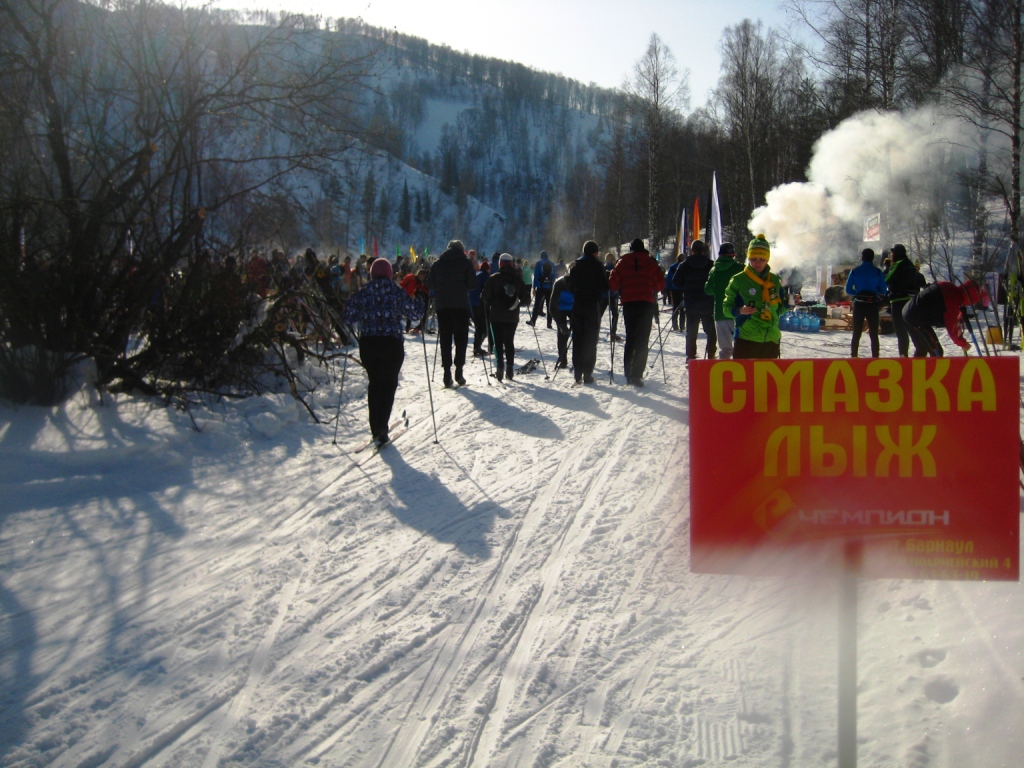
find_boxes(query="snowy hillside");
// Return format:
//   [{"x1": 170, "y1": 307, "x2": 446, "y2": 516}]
[{"x1": 1, "y1": 317, "x2": 1022, "y2": 767}]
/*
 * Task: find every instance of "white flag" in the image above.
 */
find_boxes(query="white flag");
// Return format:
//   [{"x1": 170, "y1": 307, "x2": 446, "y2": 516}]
[{"x1": 709, "y1": 172, "x2": 724, "y2": 260}]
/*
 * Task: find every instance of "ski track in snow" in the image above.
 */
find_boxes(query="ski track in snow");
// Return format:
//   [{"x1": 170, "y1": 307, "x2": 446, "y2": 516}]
[{"x1": 1, "y1": 317, "x2": 1022, "y2": 767}]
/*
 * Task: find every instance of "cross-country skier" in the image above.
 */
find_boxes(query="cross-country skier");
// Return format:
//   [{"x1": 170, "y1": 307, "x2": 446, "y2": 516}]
[
  {"x1": 343, "y1": 258, "x2": 424, "y2": 447},
  {"x1": 481, "y1": 253, "x2": 530, "y2": 381}
]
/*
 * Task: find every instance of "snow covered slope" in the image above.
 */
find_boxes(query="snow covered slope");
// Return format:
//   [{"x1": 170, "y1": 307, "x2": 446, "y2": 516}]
[{"x1": 1, "y1": 318, "x2": 1022, "y2": 767}]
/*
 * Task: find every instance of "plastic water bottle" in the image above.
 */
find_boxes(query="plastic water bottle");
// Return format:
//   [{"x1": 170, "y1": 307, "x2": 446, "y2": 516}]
[
  {"x1": 809, "y1": 314, "x2": 821, "y2": 333},
  {"x1": 779, "y1": 313, "x2": 791, "y2": 332}
]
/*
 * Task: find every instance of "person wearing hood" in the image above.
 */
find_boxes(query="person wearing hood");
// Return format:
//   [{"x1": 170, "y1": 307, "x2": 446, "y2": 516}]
[
  {"x1": 884, "y1": 243, "x2": 927, "y2": 356},
  {"x1": 703, "y1": 242, "x2": 745, "y2": 360},
  {"x1": 481, "y1": 253, "x2": 531, "y2": 381},
  {"x1": 723, "y1": 234, "x2": 787, "y2": 359},
  {"x1": 672, "y1": 239, "x2": 717, "y2": 361},
  {"x1": 902, "y1": 278, "x2": 988, "y2": 356},
  {"x1": 527, "y1": 250, "x2": 555, "y2": 327},
  {"x1": 567, "y1": 240, "x2": 609, "y2": 384},
  {"x1": 608, "y1": 238, "x2": 665, "y2": 386},
  {"x1": 343, "y1": 258, "x2": 424, "y2": 447},
  {"x1": 426, "y1": 239, "x2": 476, "y2": 387}
]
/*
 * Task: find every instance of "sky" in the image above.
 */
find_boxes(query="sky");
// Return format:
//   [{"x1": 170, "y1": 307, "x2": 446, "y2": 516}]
[{"x1": 207, "y1": 0, "x2": 793, "y2": 106}]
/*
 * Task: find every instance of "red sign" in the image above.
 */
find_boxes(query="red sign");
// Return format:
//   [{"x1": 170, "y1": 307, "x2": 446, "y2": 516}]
[{"x1": 689, "y1": 358, "x2": 1020, "y2": 581}]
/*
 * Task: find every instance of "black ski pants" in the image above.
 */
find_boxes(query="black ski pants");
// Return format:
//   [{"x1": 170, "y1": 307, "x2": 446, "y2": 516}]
[
  {"x1": 436, "y1": 307, "x2": 470, "y2": 374},
  {"x1": 685, "y1": 312, "x2": 717, "y2": 360},
  {"x1": 890, "y1": 299, "x2": 913, "y2": 356},
  {"x1": 850, "y1": 301, "x2": 881, "y2": 357},
  {"x1": 489, "y1": 321, "x2": 518, "y2": 373},
  {"x1": 530, "y1": 288, "x2": 551, "y2": 324},
  {"x1": 472, "y1": 303, "x2": 488, "y2": 353},
  {"x1": 358, "y1": 336, "x2": 404, "y2": 438},
  {"x1": 621, "y1": 301, "x2": 656, "y2": 382},
  {"x1": 571, "y1": 305, "x2": 602, "y2": 378}
]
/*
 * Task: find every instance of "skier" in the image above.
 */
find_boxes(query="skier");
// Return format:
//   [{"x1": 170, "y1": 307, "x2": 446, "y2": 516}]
[
  {"x1": 400, "y1": 268, "x2": 429, "y2": 333},
  {"x1": 549, "y1": 264, "x2": 573, "y2": 369},
  {"x1": 427, "y1": 239, "x2": 476, "y2": 388},
  {"x1": 470, "y1": 260, "x2": 491, "y2": 356},
  {"x1": 673, "y1": 239, "x2": 717, "y2": 361},
  {"x1": 608, "y1": 238, "x2": 665, "y2": 387},
  {"x1": 723, "y1": 234, "x2": 787, "y2": 359},
  {"x1": 844, "y1": 248, "x2": 888, "y2": 358},
  {"x1": 343, "y1": 258, "x2": 424, "y2": 447},
  {"x1": 604, "y1": 252, "x2": 622, "y2": 341},
  {"x1": 567, "y1": 241, "x2": 609, "y2": 384},
  {"x1": 902, "y1": 278, "x2": 988, "y2": 357},
  {"x1": 665, "y1": 253, "x2": 684, "y2": 331},
  {"x1": 703, "y1": 242, "x2": 744, "y2": 360},
  {"x1": 884, "y1": 243, "x2": 927, "y2": 356},
  {"x1": 481, "y1": 253, "x2": 530, "y2": 381},
  {"x1": 527, "y1": 250, "x2": 555, "y2": 327}
]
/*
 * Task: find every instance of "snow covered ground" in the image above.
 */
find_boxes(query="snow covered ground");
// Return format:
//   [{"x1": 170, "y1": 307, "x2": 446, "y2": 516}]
[{"x1": 1, "y1": 312, "x2": 1022, "y2": 768}]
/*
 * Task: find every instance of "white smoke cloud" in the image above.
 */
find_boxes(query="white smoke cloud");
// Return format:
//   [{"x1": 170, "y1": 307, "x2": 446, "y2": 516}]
[{"x1": 748, "y1": 107, "x2": 970, "y2": 272}]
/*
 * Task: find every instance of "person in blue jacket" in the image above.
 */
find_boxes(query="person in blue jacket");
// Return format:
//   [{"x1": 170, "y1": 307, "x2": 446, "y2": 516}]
[
  {"x1": 549, "y1": 264, "x2": 573, "y2": 369},
  {"x1": 527, "y1": 250, "x2": 555, "y2": 327},
  {"x1": 844, "y1": 248, "x2": 888, "y2": 358}
]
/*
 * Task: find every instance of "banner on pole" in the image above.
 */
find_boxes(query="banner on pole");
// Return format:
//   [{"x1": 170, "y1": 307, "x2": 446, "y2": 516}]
[
  {"x1": 863, "y1": 213, "x2": 881, "y2": 242},
  {"x1": 689, "y1": 358, "x2": 1020, "y2": 581}
]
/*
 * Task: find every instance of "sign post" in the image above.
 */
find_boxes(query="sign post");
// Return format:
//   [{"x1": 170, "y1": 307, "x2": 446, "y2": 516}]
[{"x1": 689, "y1": 358, "x2": 1020, "y2": 766}]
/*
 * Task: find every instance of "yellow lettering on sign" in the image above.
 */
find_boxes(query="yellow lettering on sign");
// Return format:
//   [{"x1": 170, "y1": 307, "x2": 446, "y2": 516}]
[{"x1": 709, "y1": 362, "x2": 745, "y2": 413}]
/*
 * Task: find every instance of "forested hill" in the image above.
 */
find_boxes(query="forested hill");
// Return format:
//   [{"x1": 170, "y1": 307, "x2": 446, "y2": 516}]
[{"x1": 211, "y1": 9, "x2": 627, "y2": 259}]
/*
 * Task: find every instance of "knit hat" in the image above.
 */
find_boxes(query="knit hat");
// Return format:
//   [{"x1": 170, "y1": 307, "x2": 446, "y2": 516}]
[
  {"x1": 861, "y1": 248, "x2": 875, "y2": 261},
  {"x1": 630, "y1": 238, "x2": 646, "y2": 252},
  {"x1": 369, "y1": 258, "x2": 393, "y2": 279},
  {"x1": 747, "y1": 234, "x2": 771, "y2": 261},
  {"x1": 447, "y1": 239, "x2": 465, "y2": 253},
  {"x1": 718, "y1": 242, "x2": 736, "y2": 257},
  {"x1": 690, "y1": 239, "x2": 706, "y2": 255},
  {"x1": 468, "y1": 249, "x2": 476, "y2": 258},
  {"x1": 891, "y1": 243, "x2": 907, "y2": 261},
  {"x1": 499, "y1": 252, "x2": 514, "y2": 263}
]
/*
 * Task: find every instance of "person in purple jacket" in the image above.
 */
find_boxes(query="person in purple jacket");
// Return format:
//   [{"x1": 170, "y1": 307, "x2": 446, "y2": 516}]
[{"x1": 344, "y1": 258, "x2": 424, "y2": 447}]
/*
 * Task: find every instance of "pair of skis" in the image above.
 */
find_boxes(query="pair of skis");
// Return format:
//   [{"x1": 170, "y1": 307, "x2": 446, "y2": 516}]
[{"x1": 351, "y1": 410, "x2": 410, "y2": 464}]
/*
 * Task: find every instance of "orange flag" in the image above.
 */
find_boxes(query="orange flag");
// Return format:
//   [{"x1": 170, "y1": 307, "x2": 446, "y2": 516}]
[{"x1": 693, "y1": 198, "x2": 702, "y2": 243}]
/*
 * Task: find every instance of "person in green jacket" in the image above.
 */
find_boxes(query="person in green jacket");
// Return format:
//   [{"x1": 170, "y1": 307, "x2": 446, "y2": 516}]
[
  {"x1": 722, "y1": 234, "x2": 788, "y2": 359},
  {"x1": 703, "y1": 242, "x2": 745, "y2": 360}
]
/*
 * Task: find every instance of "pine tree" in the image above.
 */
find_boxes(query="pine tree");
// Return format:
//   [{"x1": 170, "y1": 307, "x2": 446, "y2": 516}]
[{"x1": 399, "y1": 180, "x2": 411, "y2": 232}]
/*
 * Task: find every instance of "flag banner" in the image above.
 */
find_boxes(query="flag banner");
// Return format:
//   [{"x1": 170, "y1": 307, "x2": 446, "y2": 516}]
[
  {"x1": 677, "y1": 207, "x2": 687, "y2": 256},
  {"x1": 864, "y1": 213, "x2": 881, "y2": 242},
  {"x1": 689, "y1": 358, "x2": 1020, "y2": 581},
  {"x1": 815, "y1": 266, "x2": 823, "y2": 298},
  {"x1": 693, "y1": 198, "x2": 702, "y2": 243},
  {"x1": 709, "y1": 172, "x2": 724, "y2": 260},
  {"x1": 410, "y1": 246, "x2": 417, "y2": 263},
  {"x1": 360, "y1": 237, "x2": 365, "y2": 256},
  {"x1": 825, "y1": 265, "x2": 833, "y2": 292}
]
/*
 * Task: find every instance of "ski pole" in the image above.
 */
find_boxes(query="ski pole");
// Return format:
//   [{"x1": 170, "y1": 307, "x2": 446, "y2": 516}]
[
  {"x1": 552, "y1": 335, "x2": 573, "y2": 382},
  {"x1": 420, "y1": 312, "x2": 439, "y2": 444},
  {"x1": 652, "y1": 302, "x2": 668, "y2": 383},
  {"x1": 530, "y1": 319, "x2": 550, "y2": 380},
  {"x1": 609, "y1": 302, "x2": 616, "y2": 384},
  {"x1": 331, "y1": 350, "x2": 350, "y2": 445}
]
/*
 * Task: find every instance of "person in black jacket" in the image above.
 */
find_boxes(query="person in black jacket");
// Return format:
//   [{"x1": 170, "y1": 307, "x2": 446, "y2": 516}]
[
  {"x1": 427, "y1": 239, "x2": 476, "y2": 387},
  {"x1": 672, "y1": 239, "x2": 717, "y2": 360},
  {"x1": 567, "y1": 240, "x2": 609, "y2": 384},
  {"x1": 481, "y1": 253, "x2": 530, "y2": 381},
  {"x1": 884, "y1": 243, "x2": 927, "y2": 357}
]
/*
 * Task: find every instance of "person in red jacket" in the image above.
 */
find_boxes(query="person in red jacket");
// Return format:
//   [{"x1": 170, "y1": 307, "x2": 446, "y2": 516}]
[
  {"x1": 399, "y1": 269, "x2": 429, "y2": 333},
  {"x1": 608, "y1": 238, "x2": 666, "y2": 387},
  {"x1": 902, "y1": 278, "x2": 988, "y2": 356}
]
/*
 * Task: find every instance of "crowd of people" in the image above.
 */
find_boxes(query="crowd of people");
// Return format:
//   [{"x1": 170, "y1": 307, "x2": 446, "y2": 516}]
[{"x1": 233, "y1": 235, "x2": 992, "y2": 446}]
